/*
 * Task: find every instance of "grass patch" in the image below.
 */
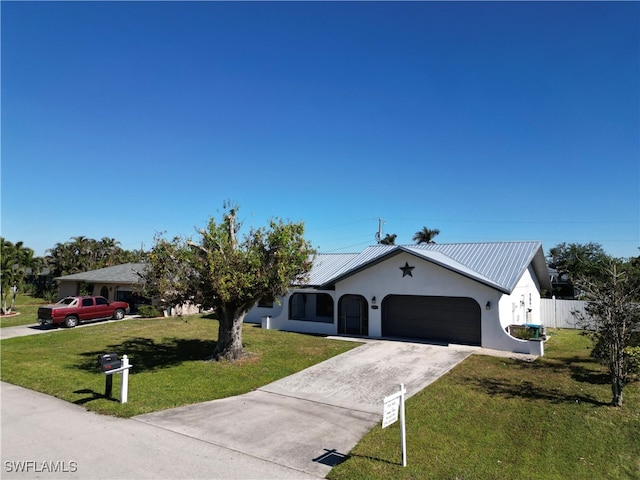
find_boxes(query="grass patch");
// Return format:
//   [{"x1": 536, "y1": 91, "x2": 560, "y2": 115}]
[
  {"x1": 0, "y1": 314, "x2": 358, "y2": 417},
  {"x1": 1, "y1": 294, "x2": 48, "y2": 328},
  {"x1": 329, "y1": 329, "x2": 640, "y2": 480}
]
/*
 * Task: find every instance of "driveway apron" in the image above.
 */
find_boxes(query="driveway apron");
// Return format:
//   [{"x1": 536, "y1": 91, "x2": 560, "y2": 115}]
[{"x1": 134, "y1": 340, "x2": 476, "y2": 478}]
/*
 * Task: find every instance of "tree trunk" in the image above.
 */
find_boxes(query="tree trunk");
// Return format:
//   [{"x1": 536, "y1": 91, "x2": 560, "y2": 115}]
[
  {"x1": 1, "y1": 292, "x2": 9, "y2": 315},
  {"x1": 611, "y1": 380, "x2": 623, "y2": 407},
  {"x1": 9, "y1": 288, "x2": 17, "y2": 313},
  {"x1": 212, "y1": 307, "x2": 246, "y2": 361},
  {"x1": 610, "y1": 333, "x2": 625, "y2": 407}
]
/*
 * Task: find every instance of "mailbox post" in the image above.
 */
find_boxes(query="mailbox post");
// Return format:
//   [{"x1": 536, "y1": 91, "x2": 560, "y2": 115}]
[{"x1": 98, "y1": 353, "x2": 133, "y2": 403}]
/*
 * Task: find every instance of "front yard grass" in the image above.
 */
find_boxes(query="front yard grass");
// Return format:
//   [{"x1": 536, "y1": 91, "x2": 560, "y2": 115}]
[
  {"x1": 0, "y1": 294, "x2": 47, "y2": 328},
  {"x1": 328, "y1": 329, "x2": 640, "y2": 480},
  {"x1": 0, "y1": 314, "x2": 359, "y2": 417}
]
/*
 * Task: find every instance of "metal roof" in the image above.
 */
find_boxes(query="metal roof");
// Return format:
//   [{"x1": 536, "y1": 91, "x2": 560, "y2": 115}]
[
  {"x1": 311, "y1": 242, "x2": 551, "y2": 294},
  {"x1": 306, "y1": 253, "x2": 359, "y2": 286},
  {"x1": 55, "y1": 263, "x2": 146, "y2": 284},
  {"x1": 53, "y1": 242, "x2": 552, "y2": 295}
]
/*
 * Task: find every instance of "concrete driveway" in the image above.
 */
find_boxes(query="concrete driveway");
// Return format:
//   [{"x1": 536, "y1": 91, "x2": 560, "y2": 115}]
[{"x1": 134, "y1": 339, "x2": 477, "y2": 478}]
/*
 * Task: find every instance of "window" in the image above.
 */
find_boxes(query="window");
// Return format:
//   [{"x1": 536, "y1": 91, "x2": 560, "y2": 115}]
[
  {"x1": 82, "y1": 298, "x2": 93, "y2": 307},
  {"x1": 96, "y1": 297, "x2": 108, "y2": 306},
  {"x1": 289, "y1": 293, "x2": 333, "y2": 323},
  {"x1": 58, "y1": 298, "x2": 77, "y2": 306},
  {"x1": 316, "y1": 294, "x2": 334, "y2": 318},
  {"x1": 290, "y1": 293, "x2": 307, "y2": 319},
  {"x1": 258, "y1": 297, "x2": 274, "y2": 308}
]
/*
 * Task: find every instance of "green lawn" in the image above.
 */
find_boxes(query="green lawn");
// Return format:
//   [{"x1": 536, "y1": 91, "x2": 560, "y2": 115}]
[
  {"x1": 3, "y1": 318, "x2": 638, "y2": 479},
  {"x1": 1, "y1": 294, "x2": 48, "y2": 328},
  {"x1": 328, "y1": 329, "x2": 640, "y2": 480},
  {"x1": 0, "y1": 314, "x2": 359, "y2": 417}
]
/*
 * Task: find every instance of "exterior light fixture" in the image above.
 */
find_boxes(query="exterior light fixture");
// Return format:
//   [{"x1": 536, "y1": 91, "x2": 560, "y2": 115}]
[{"x1": 485, "y1": 301, "x2": 491, "y2": 310}]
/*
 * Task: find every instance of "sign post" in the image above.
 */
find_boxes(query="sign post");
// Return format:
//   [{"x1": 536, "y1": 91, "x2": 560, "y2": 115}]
[{"x1": 382, "y1": 383, "x2": 407, "y2": 467}]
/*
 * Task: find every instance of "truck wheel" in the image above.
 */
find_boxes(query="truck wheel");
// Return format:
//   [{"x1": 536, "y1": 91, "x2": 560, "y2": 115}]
[
  {"x1": 64, "y1": 316, "x2": 79, "y2": 328},
  {"x1": 113, "y1": 309, "x2": 125, "y2": 320}
]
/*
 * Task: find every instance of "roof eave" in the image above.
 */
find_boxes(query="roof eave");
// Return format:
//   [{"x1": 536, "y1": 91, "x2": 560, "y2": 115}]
[{"x1": 398, "y1": 247, "x2": 511, "y2": 294}]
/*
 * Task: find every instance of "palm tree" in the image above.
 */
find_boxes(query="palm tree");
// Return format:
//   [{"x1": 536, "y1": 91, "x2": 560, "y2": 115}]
[
  {"x1": 380, "y1": 233, "x2": 397, "y2": 245},
  {"x1": 98, "y1": 237, "x2": 122, "y2": 267},
  {"x1": 1, "y1": 239, "x2": 36, "y2": 314},
  {"x1": 413, "y1": 227, "x2": 440, "y2": 244},
  {"x1": 47, "y1": 242, "x2": 77, "y2": 277}
]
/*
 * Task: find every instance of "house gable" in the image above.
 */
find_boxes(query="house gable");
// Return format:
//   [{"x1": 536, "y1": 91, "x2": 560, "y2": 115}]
[{"x1": 315, "y1": 242, "x2": 550, "y2": 294}]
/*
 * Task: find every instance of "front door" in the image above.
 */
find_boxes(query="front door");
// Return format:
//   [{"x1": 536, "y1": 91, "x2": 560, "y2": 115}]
[{"x1": 338, "y1": 295, "x2": 368, "y2": 336}]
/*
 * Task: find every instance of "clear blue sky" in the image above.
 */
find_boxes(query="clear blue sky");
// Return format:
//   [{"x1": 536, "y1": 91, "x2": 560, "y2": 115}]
[{"x1": 2, "y1": 1, "x2": 639, "y2": 259}]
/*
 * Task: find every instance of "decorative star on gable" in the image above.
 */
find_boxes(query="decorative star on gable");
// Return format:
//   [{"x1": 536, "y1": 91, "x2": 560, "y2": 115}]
[{"x1": 400, "y1": 262, "x2": 415, "y2": 277}]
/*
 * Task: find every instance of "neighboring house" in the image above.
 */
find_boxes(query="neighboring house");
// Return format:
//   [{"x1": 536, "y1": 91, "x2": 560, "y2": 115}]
[
  {"x1": 55, "y1": 263, "x2": 147, "y2": 309},
  {"x1": 246, "y1": 241, "x2": 552, "y2": 356},
  {"x1": 548, "y1": 267, "x2": 575, "y2": 299},
  {"x1": 55, "y1": 263, "x2": 199, "y2": 315}
]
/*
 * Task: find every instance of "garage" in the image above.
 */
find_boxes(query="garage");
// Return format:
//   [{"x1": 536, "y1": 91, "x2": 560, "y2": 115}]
[{"x1": 381, "y1": 295, "x2": 481, "y2": 346}]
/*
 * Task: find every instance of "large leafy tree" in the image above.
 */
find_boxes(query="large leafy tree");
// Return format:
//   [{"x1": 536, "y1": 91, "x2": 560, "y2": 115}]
[
  {"x1": 547, "y1": 242, "x2": 608, "y2": 282},
  {"x1": 144, "y1": 205, "x2": 315, "y2": 361},
  {"x1": 575, "y1": 257, "x2": 640, "y2": 407},
  {"x1": 413, "y1": 227, "x2": 440, "y2": 244}
]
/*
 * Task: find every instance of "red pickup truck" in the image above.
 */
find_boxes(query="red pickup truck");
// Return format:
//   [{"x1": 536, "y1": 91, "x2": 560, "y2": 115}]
[{"x1": 38, "y1": 296, "x2": 130, "y2": 328}]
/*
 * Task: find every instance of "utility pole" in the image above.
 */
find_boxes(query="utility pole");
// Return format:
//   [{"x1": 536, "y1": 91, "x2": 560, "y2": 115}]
[{"x1": 376, "y1": 218, "x2": 385, "y2": 244}]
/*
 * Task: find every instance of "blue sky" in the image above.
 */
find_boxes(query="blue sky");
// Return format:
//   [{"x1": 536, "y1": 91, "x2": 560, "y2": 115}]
[{"x1": 2, "y1": 1, "x2": 638, "y2": 259}]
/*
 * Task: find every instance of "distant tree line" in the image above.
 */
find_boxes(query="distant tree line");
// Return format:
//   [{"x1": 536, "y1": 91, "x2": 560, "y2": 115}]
[{"x1": 46, "y1": 236, "x2": 146, "y2": 277}]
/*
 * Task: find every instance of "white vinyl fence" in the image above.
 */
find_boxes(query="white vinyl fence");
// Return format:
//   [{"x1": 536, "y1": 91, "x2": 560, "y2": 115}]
[{"x1": 540, "y1": 297, "x2": 592, "y2": 329}]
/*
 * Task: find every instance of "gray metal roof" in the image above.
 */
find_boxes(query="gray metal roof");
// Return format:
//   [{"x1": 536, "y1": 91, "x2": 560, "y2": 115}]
[
  {"x1": 53, "y1": 242, "x2": 552, "y2": 295},
  {"x1": 55, "y1": 263, "x2": 146, "y2": 284},
  {"x1": 310, "y1": 242, "x2": 551, "y2": 294},
  {"x1": 306, "y1": 253, "x2": 359, "y2": 286}
]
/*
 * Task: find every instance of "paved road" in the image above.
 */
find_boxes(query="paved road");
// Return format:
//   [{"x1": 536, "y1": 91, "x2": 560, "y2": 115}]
[
  {"x1": 1, "y1": 382, "x2": 317, "y2": 480},
  {"x1": 2, "y1": 329, "x2": 477, "y2": 479}
]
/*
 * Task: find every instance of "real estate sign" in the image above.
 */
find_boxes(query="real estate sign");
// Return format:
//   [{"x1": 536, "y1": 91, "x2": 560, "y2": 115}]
[
  {"x1": 382, "y1": 384, "x2": 407, "y2": 467},
  {"x1": 382, "y1": 392, "x2": 401, "y2": 428}
]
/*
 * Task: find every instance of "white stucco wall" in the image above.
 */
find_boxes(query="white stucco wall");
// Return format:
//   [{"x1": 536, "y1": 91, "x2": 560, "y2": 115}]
[
  {"x1": 245, "y1": 252, "x2": 545, "y2": 355},
  {"x1": 245, "y1": 298, "x2": 286, "y2": 324},
  {"x1": 245, "y1": 290, "x2": 337, "y2": 335},
  {"x1": 498, "y1": 265, "x2": 542, "y2": 328}
]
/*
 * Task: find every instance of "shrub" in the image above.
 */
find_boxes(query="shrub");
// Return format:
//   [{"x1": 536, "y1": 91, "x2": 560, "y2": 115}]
[{"x1": 137, "y1": 305, "x2": 163, "y2": 318}]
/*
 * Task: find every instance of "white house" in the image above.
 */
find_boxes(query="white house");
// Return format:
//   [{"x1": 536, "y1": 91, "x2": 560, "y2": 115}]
[{"x1": 246, "y1": 241, "x2": 552, "y2": 356}]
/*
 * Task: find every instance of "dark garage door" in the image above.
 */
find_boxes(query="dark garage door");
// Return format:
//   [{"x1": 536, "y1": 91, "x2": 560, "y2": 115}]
[{"x1": 382, "y1": 295, "x2": 481, "y2": 346}]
